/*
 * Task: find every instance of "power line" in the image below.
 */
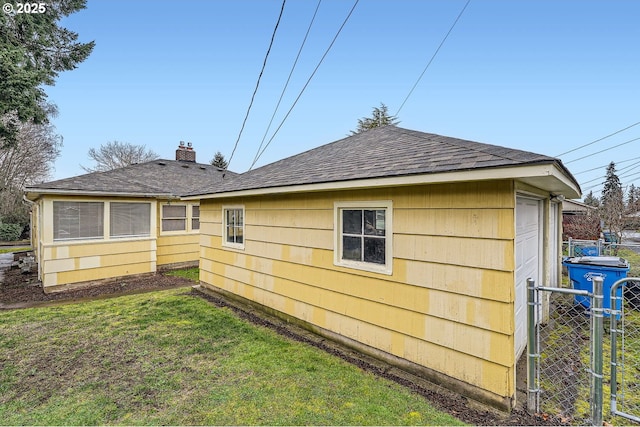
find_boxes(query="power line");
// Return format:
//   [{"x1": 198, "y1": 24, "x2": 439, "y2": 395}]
[
  {"x1": 573, "y1": 155, "x2": 640, "y2": 175},
  {"x1": 556, "y1": 120, "x2": 640, "y2": 157},
  {"x1": 249, "y1": 0, "x2": 359, "y2": 170},
  {"x1": 252, "y1": 0, "x2": 322, "y2": 167},
  {"x1": 226, "y1": 0, "x2": 287, "y2": 171},
  {"x1": 564, "y1": 136, "x2": 640, "y2": 164},
  {"x1": 395, "y1": 0, "x2": 471, "y2": 116},
  {"x1": 583, "y1": 170, "x2": 640, "y2": 194},
  {"x1": 580, "y1": 166, "x2": 640, "y2": 193}
]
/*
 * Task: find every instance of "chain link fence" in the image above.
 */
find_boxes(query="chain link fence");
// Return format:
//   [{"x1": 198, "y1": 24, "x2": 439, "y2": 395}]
[{"x1": 529, "y1": 275, "x2": 640, "y2": 425}]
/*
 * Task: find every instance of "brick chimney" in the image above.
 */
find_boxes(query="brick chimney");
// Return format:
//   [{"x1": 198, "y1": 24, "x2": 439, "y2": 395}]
[{"x1": 176, "y1": 141, "x2": 196, "y2": 162}]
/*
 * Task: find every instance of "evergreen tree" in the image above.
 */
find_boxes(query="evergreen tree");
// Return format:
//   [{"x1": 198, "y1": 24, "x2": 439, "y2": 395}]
[
  {"x1": 599, "y1": 162, "x2": 625, "y2": 244},
  {"x1": 351, "y1": 103, "x2": 399, "y2": 135},
  {"x1": 210, "y1": 151, "x2": 228, "y2": 169},
  {"x1": 583, "y1": 191, "x2": 600, "y2": 208},
  {"x1": 0, "y1": 0, "x2": 94, "y2": 147}
]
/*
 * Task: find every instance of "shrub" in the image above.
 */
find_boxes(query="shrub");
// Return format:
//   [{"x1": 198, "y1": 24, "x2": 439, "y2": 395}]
[
  {"x1": 563, "y1": 214, "x2": 601, "y2": 240},
  {"x1": 0, "y1": 222, "x2": 23, "y2": 242}
]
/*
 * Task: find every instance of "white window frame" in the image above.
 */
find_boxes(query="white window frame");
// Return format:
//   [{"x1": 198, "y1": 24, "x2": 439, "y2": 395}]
[
  {"x1": 49, "y1": 199, "x2": 156, "y2": 244},
  {"x1": 160, "y1": 202, "x2": 200, "y2": 234},
  {"x1": 334, "y1": 200, "x2": 393, "y2": 275},
  {"x1": 222, "y1": 205, "x2": 245, "y2": 250}
]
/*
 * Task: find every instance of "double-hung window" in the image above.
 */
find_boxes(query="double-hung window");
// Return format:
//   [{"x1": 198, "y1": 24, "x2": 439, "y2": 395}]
[
  {"x1": 335, "y1": 201, "x2": 392, "y2": 274},
  {"x1": 161, "y1": 204, "x2": 200, "y2": 233},
  {"x1": 191, "y1": 205, "x2": 200, "y2": 230},
  {"x1": 222, "y1": 206, "x2": 244, "y2": 249},
  {"x1": 162, "y1": 205, "x2": 187, "y2": 232}
]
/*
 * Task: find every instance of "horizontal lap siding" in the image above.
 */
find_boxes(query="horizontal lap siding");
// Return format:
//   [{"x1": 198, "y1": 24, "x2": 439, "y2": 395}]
[
  {"x1": 157, "y1": 234, "x2": 199, "y2": 265},
  {"x1": 199, "y1": 181, "x2": 516, "y2": 399},
  {"x1": 41, "y1": 239, "x2": 156, "y2": 287}
]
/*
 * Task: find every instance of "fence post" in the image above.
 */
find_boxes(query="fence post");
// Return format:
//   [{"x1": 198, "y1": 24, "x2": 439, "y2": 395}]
[
  {"x1": 527, "y1": 278, "x2": 539, "y2": 413},
  {"x1": 568, "y1": 237, "x2": 574, "y2": 256},
  {"x1": 591, "y1": 276, "x2": 604, "y2": 426}
]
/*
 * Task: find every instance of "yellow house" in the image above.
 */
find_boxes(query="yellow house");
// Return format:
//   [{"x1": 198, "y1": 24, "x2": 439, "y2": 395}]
[
  {"x1": 25, "y1": 144, "x2": 234, "y2": 292},
  {"x1": 184, "y1": 126, "x2": 581, "y2": 410}
]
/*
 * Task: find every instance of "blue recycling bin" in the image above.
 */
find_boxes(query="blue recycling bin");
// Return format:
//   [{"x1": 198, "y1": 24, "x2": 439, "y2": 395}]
[
  {"x1": 575, "y1": 246, "x2": 598, "y2": 256},
  {"x1": 563, "y1": 256, "x2": 630, "y2": 315}
]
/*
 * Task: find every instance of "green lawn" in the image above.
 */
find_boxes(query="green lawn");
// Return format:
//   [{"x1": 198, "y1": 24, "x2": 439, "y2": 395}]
[
  {"x1": 0, "y1": 247, "x2": 30, "y2": 255},
  {"x1": 0, "y1": 287, "x2": 464, "y2": 426}
]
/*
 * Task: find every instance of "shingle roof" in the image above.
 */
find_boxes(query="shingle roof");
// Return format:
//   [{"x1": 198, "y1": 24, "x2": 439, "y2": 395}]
[
  {"x1": 189, "y1": 126, "x2": 578, "y2": 196},
  {"x1": 26, "y1": 159, "x2": 236, "y2": 197}
]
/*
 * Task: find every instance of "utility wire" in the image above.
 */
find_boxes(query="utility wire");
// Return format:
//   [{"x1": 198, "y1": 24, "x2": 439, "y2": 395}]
[
  {"x1": 226, "y1": 0, "x2": 287, "y2": 171},
  {"x1": 252, "y1": 0, "x2": 322, "y2": 167},
  {"x1": 564, "y1": 136, "x2": 640, "y2": 164},
  {"x1": 583, "y1": 170, "x2": 640, "y2": 193},
  {"x1": 580, "y1": 164, "x2": 640, "y2": 191},
  {"x1": 395, "y1": 0, "x2": 471, "y2": 116},
  {"x1": 573, "y1": 155, "x2": 640, "y2": 175},
  {"x1": 249, "y1": 0, "x2": 359, "y2": 170},
  {"x1": 556, "y1": 120, "x2": 640, "y2": 157}
]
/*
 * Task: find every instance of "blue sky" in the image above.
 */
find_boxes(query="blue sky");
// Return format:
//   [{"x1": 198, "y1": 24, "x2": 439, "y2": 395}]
[{"x1": 45, "y1": 0, "x2": 639, "y2": 199}]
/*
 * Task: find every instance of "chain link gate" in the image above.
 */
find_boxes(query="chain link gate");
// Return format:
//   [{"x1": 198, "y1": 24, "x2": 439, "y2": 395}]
[
  {"x1": 528, "y1": 276, "x2": 640, "y2": 426},
  {"x1": 610, "y1": 277, "x2": 640, "y2": 423},
  {"x1": 527, "y1": 278, "x2": 603, "y2": 426}
]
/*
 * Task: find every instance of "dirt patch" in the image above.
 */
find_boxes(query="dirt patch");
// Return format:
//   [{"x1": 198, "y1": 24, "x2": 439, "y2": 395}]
[
  {"x1": 0, "y1": 265, "x2": 190, "y2": 308},
  {"x1": 1, "y1": 262, "x2": 566, "y2": 425}
]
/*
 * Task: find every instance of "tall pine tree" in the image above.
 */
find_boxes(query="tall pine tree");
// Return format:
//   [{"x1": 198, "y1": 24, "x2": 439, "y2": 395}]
[
  {"x1": 600, "y1": 162, "x2": 625, "y2": 244},
  {"x1": 350, "y1": 103, "x2": 399, "y2": 135},
  {"x1": 0, "y1": 0, "x2": 94, "y2": 147},
  {"x1": 584, "y1": 190, "x2": 600, "y2": 207},
  {"x1": 210, "y1": 151, "x2": 228, "y2": 169}
]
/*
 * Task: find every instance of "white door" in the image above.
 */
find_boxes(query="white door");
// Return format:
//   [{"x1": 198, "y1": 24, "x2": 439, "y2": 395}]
[{"x1": 515, "y1": 196, "x2": 542, "y2": 358}]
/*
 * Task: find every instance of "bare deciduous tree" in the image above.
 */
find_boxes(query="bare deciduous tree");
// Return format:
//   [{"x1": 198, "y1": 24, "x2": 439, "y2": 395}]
[
  {"x1": 82, "y1": 141, "x2": 159, "y2": 173},
  {"x1": 0, "y1": 111, "x2": 62, "y2": 224}
]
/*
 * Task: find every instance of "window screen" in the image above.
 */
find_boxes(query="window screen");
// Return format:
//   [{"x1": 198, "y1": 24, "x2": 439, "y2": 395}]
[
  {"x1": 53, "y1": 202, "x2": 104, "y2": 241},
  {"x1": 110, "y1": 203, "x2": 151, "y2": 238}
]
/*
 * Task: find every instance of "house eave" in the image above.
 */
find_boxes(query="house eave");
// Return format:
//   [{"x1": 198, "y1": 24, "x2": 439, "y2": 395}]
[
  {"x1": 183, "y1": 163, "x2": 581, "y2": 201},
  {"x1": 25, "y1": 188, "x2": 173, "y2": 201}
]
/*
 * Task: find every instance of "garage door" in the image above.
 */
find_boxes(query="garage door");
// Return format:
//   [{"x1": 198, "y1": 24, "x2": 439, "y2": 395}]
[{"x1": 515, "y1": 196, "x2": 542, "y2": 358}]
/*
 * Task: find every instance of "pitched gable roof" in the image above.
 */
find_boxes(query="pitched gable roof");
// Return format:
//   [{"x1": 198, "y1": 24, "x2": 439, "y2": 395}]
[
  {"x1": 25, "y1": 159, "x2": 236, "y2": 199},
  {"x1": 188, "y1": 126, "x2": 580, "y2": 197}
]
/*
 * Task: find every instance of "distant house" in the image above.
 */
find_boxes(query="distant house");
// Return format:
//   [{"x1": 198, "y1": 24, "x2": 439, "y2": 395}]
[
  {"x1": 562, "y1": 198, "x2": 597, "y2": 216},
  {"x1": 24, "y1": 144, "x2": 235, "y2": 291},
  {"x1": 183, "y1": 126, "x2": 581, "y2": 410}
]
